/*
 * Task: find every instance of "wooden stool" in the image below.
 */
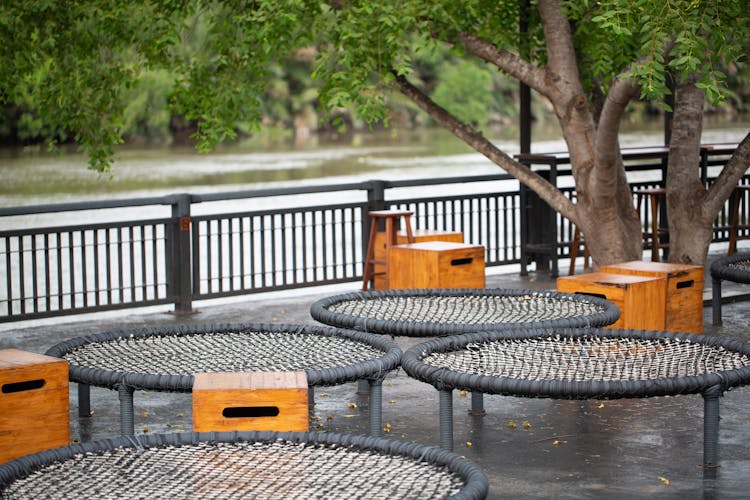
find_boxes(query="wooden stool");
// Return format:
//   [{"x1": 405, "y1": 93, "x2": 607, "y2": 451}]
[
  {"x1": 0, "y1": 349, "x2": 69, "y2": 464},
  {"x1": 634, "y1": 187, "x2": 669, "y2": 261},
  {"x1": 728, "y1": 185, "x2": 750, "y2": 255},
  {"x1": 362, "y1": 210, "x2": 414, "y2": 290},
  {"x1": 372, "y1": 229, "x2": 463, "y2": 289},
  {"x1": 193, "y1": 371, "x2": 308, "y2": 432},
  {"x1": 600, "y1": 261, "x2": 704, "y2": 334},
  {"x1": 568, "y1": 227, "x2": 590, "y2": 276}
]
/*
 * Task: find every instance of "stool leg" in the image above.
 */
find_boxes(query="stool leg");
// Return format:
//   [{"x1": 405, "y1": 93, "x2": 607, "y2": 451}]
[
  {"x1": 362, "y1": 219, "x2": 379, "y2": 291},
  {"x1": 569, "y1": 228, "x2": 580, "y2": 276},
  {"x1": 368, "y1": 379, "x2": 383, "y2": 437},
  {"x1": 308, "y1": 387, "x2": 315, "y2": 407},
  {"x1": 439, "y1": 389, "x2": 454, "y2": 451},
  {"x1": 650, "y1": 194, "x2": 660, "y2": 261},
  {"x1": 118, "y1": 384, "x2": 136, "y2": 436},
  {"x1": 702, "y1": 385, "x2": 722, "y2": 467},
  {"x1": 383, "y1": 217, "x2": 396, "y2": 289},
  {"x1": 78, "y1": 383, "x2": 91, "y2": 418},
  {"x1": 712, "y1": 277, "x2": 723, "y2": 326}
]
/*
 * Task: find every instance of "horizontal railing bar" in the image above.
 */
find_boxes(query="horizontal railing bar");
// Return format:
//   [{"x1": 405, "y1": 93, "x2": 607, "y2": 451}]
[{"x1": 0, "y1": 218, "x2": 173, "y2": 238}]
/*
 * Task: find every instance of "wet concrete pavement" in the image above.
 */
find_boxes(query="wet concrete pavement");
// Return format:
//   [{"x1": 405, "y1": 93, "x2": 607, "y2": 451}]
[{"x1": 2, "y1": 254, "x2": 750, "y2": 499}]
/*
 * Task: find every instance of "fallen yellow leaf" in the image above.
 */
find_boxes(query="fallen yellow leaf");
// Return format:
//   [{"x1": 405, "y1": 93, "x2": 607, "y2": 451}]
[
  {"x1": 598, "y1": 403, "x2": 605, "y2": 409},
  {"x1": 466, "y1": 441, "x2": 473, "y2": 447},
  {"x1": 140, "y1": 411, "x2": 148, "y2": 418},
  {"x1": 347, "y1": 402, "x2": 358, "y2": 409},
  {"x1": 523, "y1": 421, "x2": 532, "y2": 428},
  {"x1": 388, "y1": 399, "x2": 397, "y2": 404},
  {"x1": 508, "y1": 420, "x2": 518, "y2": 428},
  {"x1": 459, "y1": 390, "x2": 468, "y2": 397},
  {"x1": 658, "y1": 476, "x2": 670, "y2": 486}
]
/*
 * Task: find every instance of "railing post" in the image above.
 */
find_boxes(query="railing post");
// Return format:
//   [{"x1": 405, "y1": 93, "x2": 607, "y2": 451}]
[
  {"x1": 520, "y1": 160, "x2": 559, "y2": 277},
  {"x1": 169, "y1": 193, "x2": 193, "y2": 313}
]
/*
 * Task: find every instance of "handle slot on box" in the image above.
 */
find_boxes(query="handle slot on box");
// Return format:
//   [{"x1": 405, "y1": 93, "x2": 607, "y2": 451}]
[
  {"x1": 222, "y1": 406, "x2": 280, "y2": 419},
  {"x1": 676, "y1": 280, "x2": 694, "y2": 289},
  {"x1": 451, "y1": 258, "x2": 473, "y2": 266},
  {"x1": 2, "y1": 379, "x2": 45, "y2": 394},
  {"x1": 575, "y1": 292, "x2": 608, "y2": 300}
]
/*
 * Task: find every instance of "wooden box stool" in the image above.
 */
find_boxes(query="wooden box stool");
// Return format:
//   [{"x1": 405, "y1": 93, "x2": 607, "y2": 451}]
[
  {"x1": 556, "y1": 272, "x2": 666, "y2": 330},
  {"x1": 374, "y1": 229, "x2": 464, "y2": 289},
  {"x1": 0, "y1": 349, "x2": 69, "y2": 464},
  {"x1": 600, "y1": 261, "x2": 704, "y2": 334},
  {"x1": 389, "y1": 241, "x2": 485, "y2": 289},
  {"x1": 193, "y1": 371, "x2": 308, "y2": 433}
]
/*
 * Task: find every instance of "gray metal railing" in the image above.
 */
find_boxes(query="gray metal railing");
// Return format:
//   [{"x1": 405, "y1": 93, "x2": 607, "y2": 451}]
[{"x1": 0, "y1": 144, "x2": 742, "y2": 323}]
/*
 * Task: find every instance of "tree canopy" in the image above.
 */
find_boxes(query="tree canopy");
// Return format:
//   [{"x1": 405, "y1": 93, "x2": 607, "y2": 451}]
[{"x1": 1, "y1": 0, "x2": 749, "y2": 265}]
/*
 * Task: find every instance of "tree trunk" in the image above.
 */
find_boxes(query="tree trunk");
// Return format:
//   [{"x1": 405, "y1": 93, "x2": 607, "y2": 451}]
[{"x1": 665, "y1": 80, "x2": 713, "y2": 265}]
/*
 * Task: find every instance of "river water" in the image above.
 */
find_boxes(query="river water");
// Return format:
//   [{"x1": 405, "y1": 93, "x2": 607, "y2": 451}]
[{"x1": 1, "y1": 118, "x2": 747, "y2": 211}]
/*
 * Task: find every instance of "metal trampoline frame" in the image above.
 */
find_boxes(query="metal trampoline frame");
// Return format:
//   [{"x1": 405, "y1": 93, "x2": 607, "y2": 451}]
[
  {"x1": 710, "y1": 253, "x2": 750, "y2": 325},
  {"x1": 45, "y1": 323, "x2": 402, "y2": 437},
  {"x1": 0, "y1": 431, "x2": 489, "y2": 499},
  {"x1": 401, "y1": 327, "x2": 750, "y2": 467}
]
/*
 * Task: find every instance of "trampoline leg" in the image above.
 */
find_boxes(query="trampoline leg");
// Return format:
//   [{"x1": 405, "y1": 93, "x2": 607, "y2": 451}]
[
  {"x1": 439, "y1": 389, "x2": 454, "y2": 451},
  {"x1": 368, "y1": 379, "x2": 383, "y2": 437},
  {"x1": 118, "y1": 384, "x2": 136, "y2": 437},
  {"x1": 712, "y1": 278, "x2": 723, "y2": 326},
  {"x1": 78, "y1": 383, "x2": 91, "y2": 418},
  {"x1": 702, "y1": 385, "x2": 722, "y2": 467},
  {"x1": 308, "y1": 387, "x2": 315, "y2": 407},
  {"x1": 357, "y1": 379, "x2": 370, "y2": 396},
  {"x1": 469, "y1": 392, "x2": 486, "y2": 416}
]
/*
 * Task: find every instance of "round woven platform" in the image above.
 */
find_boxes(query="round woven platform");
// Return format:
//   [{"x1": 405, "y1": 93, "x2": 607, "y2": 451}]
[
  {"x1": 0, "y1": 431, "x2": 488, "y2": 499},
  {"x1": 45, "y1": 323, "x2": 401, "y2": 391},
  {"x1": 402, "y1": 328, "x2": 750, "y2": 398},
  {"x1": 709, "y1": 253, "x2": 750, "y2": 325},
  {"x1": 710, "y1": 253, "x2": 750, "y2": 284},
  {"x1": 310, "y1": 289, "x2": 620, "y2": 337},
  {"x1": 402, "y1": 327, "x2": 750, "y2": 464}
]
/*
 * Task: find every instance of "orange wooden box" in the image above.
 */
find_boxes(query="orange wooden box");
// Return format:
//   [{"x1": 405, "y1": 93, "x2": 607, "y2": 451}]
[
  {"x1": 0, "y1": 349, "x2": 70, "y2": 464},
  {"x1": 389, "y1": 241, "x2": 485, "y2": 289},
  {"x1": 556, "y1": 272, "x2": 666, "y2": 330},
  {"x1": 600, "y1": 261, "x2": 704, "y2": 334},
  {"x1": 193, "y1": 371, "x2": 308, "y2": 433},
  {"x1": 373, "y1": 229, "x2": 464, "y2": 289}
]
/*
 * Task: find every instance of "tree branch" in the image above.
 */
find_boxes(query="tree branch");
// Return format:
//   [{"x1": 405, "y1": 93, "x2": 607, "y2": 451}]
[
  {"x1": 592, "y1": 78, "x2": 639, "y2": 194},
  {"x1": 704, "y1": 132, "x2": 750, "y2": 219},
  {"x1": 537, "y1": 0, "x2": 582, "y2": 97},
  {"x1": 455, "y1": 32, "x2": 551, "y2": 97},
  {"x1": 393, "y1": 72, "x2": 578, "y2": 222}
]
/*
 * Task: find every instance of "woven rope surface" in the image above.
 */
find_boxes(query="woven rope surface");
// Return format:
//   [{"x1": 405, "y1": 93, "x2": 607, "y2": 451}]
[
  {"x1": 327, "y1": 294, "x2": 606, "y2": 325},
  {"x1": 728, "y1": 260, "x2": 750, "y2": 272},
  {"x1": 423, "y1": 335, "x2": 750, "y2": 382},
  {"x1": 62, "y1": 330, "x2": 384, "y2": 375},
  {"x1": 1, "y1": 440, "x2": 465, "y2": 499}
]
